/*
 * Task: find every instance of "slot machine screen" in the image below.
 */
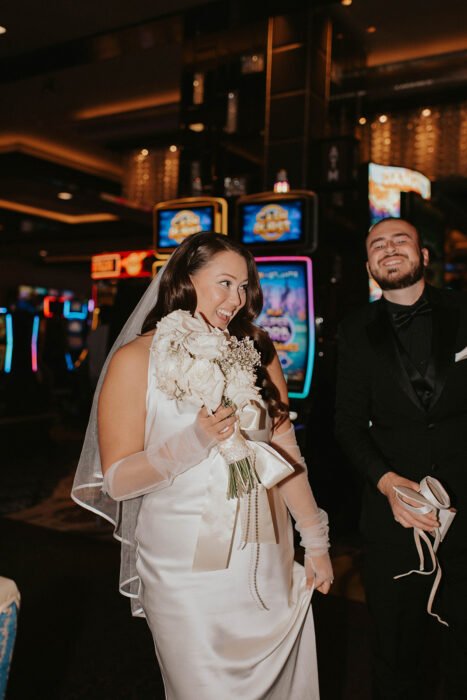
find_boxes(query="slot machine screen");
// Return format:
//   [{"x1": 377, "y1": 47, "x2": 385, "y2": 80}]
[
  {"x1": 368, "y1": 163, "x2": 431, "y2": 226},
  {"x1": 240, "y1": 199, "x2": 305, "y2": 246},
  {"x1": 401, "y1": 191, "x2": 445, "y2": 287},
  {"x1": 255, "y1": 257, "x2": 314, "y2": 399},
  {"x1": 0, "y1": 314, "x2": 6, "y2": 371},
  {"x1": 156, "y1": 206, "x2": 215, "y2": 250},
  {"x1": 369, "y1": 277, "x2": 383, "y2": 303}
]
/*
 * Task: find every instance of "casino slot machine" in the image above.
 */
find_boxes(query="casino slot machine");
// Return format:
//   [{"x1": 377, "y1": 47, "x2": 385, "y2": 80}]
[
  {"x1": 153, "y1": 196, "x2": 228, "y2": 260},
  {"x1": 1, "y1": 290, "x2": 45, "y2": 416},
  {"x1": 400, "y1": 191, "x2": 445, "y2": 288},
  {"x1": 235, "y1": 190, "x2": 318, "y2": 422},
  {"x1": 90, "y1": 248, "x2": 158, "y2": 352},
  {"x1": 42, "y1": 293, "x2": 91, "y2": 373},
  {"x1": 0, "y1": 307, "x2": 13, "y2": 375},
  {"x1": 8, "y1": 287, "x2": 44, "y2": 377},
  {"x1": 363, "y1": 162, "x2": 432, "y2": 302},
  {"x1": 365, "y1": 162, "x2": 431, "y2": 227},
  {"x1": 63, "y1": 299, "x2": 91, "y2": 369}
]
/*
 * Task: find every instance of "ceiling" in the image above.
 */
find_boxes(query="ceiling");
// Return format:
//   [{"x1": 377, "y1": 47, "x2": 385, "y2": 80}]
[
  {"x1": 333, "y1": 0, "x2": 467, "y2": 67},
  {"x1": 1, "y1": 0, "x2": 465, "y2": 63},
  {"x1": 0, "y1": 0, "x2": 213, "y2": 58},
  {"x1": 0, "y1": 0, "x2": 466, "y2": 257}
]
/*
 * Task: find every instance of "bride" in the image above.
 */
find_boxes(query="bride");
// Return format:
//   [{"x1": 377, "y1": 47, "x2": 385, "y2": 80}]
[{"x1": 72, "y1": 232, "x2": 332, "y2": 699}]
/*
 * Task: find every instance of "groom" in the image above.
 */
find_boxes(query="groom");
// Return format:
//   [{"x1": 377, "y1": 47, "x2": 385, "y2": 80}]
[{"x1": 335, "y1": 217, "x2": 467, "y2": 698}]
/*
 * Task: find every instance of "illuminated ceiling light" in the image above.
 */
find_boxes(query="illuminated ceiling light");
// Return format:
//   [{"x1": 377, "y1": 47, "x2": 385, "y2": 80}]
[
  {"x1": 421, "y1": 108, "x2": 432, "y2": 117},
  {"x1": 169, "y1": 145, "x2": 178, "y2": 152},
  {"x1": 0, "y1": 134, "x2": 123, "y2": 180},
  {"x1": 358, "y1": 116, "x2": 367, "y2": 125},
  {"x1": 0, "y1": 199, "x2": 118, "y2": 225},
  {"x1": 73, "y1": 91, "x2": 180, "y2": 121},
  {"x1": 0, "y1": 26, "x2": 7, "y2": 35},
  {"x1": 188, "y1": 123, "x2": 205, "y2": 133},
  {"x1": 341, "y1": 0, "x2": 352, "y2": 6},
  {"x1": 366, "y1": 25, "x2": 377, "y2": 34},
  {"x1": 140, "y1": 148, "x2": 149, "y2": 156},
  {"x1": 58, "y1": 191, "x2": 73, "y2": 200},
  {"x1": 379, "y1": 114, "x2": 388, "y2": 123}
]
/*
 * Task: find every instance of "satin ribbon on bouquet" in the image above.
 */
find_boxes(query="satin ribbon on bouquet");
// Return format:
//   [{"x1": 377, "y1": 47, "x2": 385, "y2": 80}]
[
  {"x1": 393, "y1": 476, "x2": 456, "y2": 626},
  {"x1": 192, "y1": 404, "x2": 294, "y2": 572}
]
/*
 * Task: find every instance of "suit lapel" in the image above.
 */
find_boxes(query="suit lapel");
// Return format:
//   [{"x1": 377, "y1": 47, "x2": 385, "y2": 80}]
[
  {"x1": 366, "y1": 303, "x2": 424, "y2": 411},
  {"x1": 428, "y1": 293, "x2": 460, "y2": 408}
]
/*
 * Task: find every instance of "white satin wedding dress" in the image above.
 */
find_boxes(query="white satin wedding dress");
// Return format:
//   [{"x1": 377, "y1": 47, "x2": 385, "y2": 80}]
[{"x1": 134, "y1": 340, "x2": 320, "y2": 700}]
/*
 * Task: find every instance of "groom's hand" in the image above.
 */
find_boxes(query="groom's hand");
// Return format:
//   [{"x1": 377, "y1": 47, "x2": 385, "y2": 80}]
[{"x1": 377, "y1": 471, "x2": 439, "y2": 531}]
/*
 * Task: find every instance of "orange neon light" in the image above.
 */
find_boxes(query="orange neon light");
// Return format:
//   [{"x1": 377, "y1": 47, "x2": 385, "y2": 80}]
[
  {"x1": 91, "y1": 250, "x2": 155, "y2": 280},
  {"x1": 43, "y1": 295, "x2": 64, "y2": 318}
]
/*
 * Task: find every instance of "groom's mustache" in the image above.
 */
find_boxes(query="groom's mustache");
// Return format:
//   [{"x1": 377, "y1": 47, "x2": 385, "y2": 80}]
[{"x1": 381, "y1": 253, "x2": 408, "y2": 262}]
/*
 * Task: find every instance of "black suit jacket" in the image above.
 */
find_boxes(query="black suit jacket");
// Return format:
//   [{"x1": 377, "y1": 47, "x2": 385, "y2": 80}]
[{"x1": 335, "y1": 285, "x2": 467, "y2": 550}]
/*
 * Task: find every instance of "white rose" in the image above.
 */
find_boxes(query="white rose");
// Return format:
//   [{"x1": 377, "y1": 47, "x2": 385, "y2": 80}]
[
  {"x1": 154, "y1": 344, "x2": 194, "y2": 400},
  {"x1": 156, "y1": 310, "x2": 193, "y2": 338},
  {"x1": 156, "y1": 355, "x2": 181, "y2": 397},
  {"x1": 184, "y1": 330, "x2": 228, "y2": 360},
  {"x1": 152, "y1": 335, "x2": 175, "y2": 362},
  {"x1": 186, "y1": 358, "x2": 225, "y2": 412},
  {"x1": 224, "y1": 368, "x2": 260, "y2": 409},
  {"x1": 179, "y1": 312, "x2": 211, "y2": 334}
]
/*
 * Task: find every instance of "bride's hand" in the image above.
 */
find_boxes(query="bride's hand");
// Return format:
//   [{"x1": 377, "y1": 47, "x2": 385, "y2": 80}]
[
  {"x1": 305, "y1": 553, "x2": 333, "y2": 595},
  {"x1": 196, "y1": 406, "x2": 236, "y2": 443}
]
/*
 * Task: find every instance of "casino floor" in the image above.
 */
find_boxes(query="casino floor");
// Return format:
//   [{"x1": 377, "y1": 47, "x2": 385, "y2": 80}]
[{"x1": 0, "y1": 418, "x2": 442, "y2": 700}]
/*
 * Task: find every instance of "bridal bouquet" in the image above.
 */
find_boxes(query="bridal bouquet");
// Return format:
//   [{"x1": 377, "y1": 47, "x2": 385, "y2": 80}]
[{"x1": 152, "y1": 309, "x2": 262, "y2": 499}]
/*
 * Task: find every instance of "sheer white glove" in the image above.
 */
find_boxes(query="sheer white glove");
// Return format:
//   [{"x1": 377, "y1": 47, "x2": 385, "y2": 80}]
[
  {"x1": 103, "y1": 405, "x2": 236, "y2": 501},
  {"x1": 271, "y1": 426, "x2": 333, "y2": 594}
]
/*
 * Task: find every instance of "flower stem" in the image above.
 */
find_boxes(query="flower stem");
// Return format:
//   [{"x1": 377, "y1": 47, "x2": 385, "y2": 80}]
[{"x1": 227, "y1": 457, "x2": 259, "y2": 500}]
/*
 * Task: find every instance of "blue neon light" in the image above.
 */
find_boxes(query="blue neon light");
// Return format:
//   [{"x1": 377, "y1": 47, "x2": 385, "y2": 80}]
[
  {"x1": 63, "y1": 300, "x2": 88, "y2": 320},
  {"x1": 5, "y1": 314, "x2": 13, "y2": 373},
  {"x1": 65, "y1": 353, "x2": 75, "y2": 371}
]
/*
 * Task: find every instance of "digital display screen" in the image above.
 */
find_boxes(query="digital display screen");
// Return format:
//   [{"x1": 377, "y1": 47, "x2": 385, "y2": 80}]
[
  {"x1": 240, "y1": 200, "x2": 304, "y2": 245},
  {"x1": 157, "y1": 206, "x2": 214, "y2": 249},
  {"x1": 369, "y1": 277, "x2": 383, "y2": 303},
  {"x1": 368, "y1": 163, "x2": 431, "y2": 225},
  {"x1": 91, "y1": 250, "x2": 155, "y2": 280},
  {"x1": 255, "y1": 257, "x2": 314, "y2": 399}
]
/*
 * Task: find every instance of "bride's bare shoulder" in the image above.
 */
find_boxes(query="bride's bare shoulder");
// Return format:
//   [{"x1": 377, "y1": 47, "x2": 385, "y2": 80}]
[{"x1": 107, "y1": 333, "x2": 154, "y2": 378}]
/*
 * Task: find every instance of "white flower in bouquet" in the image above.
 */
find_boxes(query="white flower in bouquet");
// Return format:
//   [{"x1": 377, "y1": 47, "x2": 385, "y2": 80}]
[
  {"x1": 224, "y1": 368, "x2": 260, "y2": 409},
  {"x1": 184, "y1": 331, "x2": 228, "y2": 361},
  {"x1": 153, "y1": 309, "x2": 264, "y2": 499},
  {"x1": 185, "y1": 357, "x2": 225, "y2": 412}
]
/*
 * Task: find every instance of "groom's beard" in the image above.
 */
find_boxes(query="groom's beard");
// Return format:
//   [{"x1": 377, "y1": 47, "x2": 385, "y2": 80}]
[{"x1": 369, "y1": 251, "x2": 425, "y2": 291}]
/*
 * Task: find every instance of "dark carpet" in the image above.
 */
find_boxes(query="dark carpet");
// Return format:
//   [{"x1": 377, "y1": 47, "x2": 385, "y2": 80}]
[{"x1": 1, "y1": 517, "x2": 371, "y2": 699}]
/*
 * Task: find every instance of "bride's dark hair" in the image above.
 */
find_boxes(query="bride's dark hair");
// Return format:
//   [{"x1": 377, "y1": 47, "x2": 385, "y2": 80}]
[{"x1": 141, "y1": 232, "x2": 288, "y2": 425}]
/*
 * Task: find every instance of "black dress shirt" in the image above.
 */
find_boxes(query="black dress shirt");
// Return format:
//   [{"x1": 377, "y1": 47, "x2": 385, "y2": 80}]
[{"x1": 385, "y1": 290, "x2": 432, "y2": 376}]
